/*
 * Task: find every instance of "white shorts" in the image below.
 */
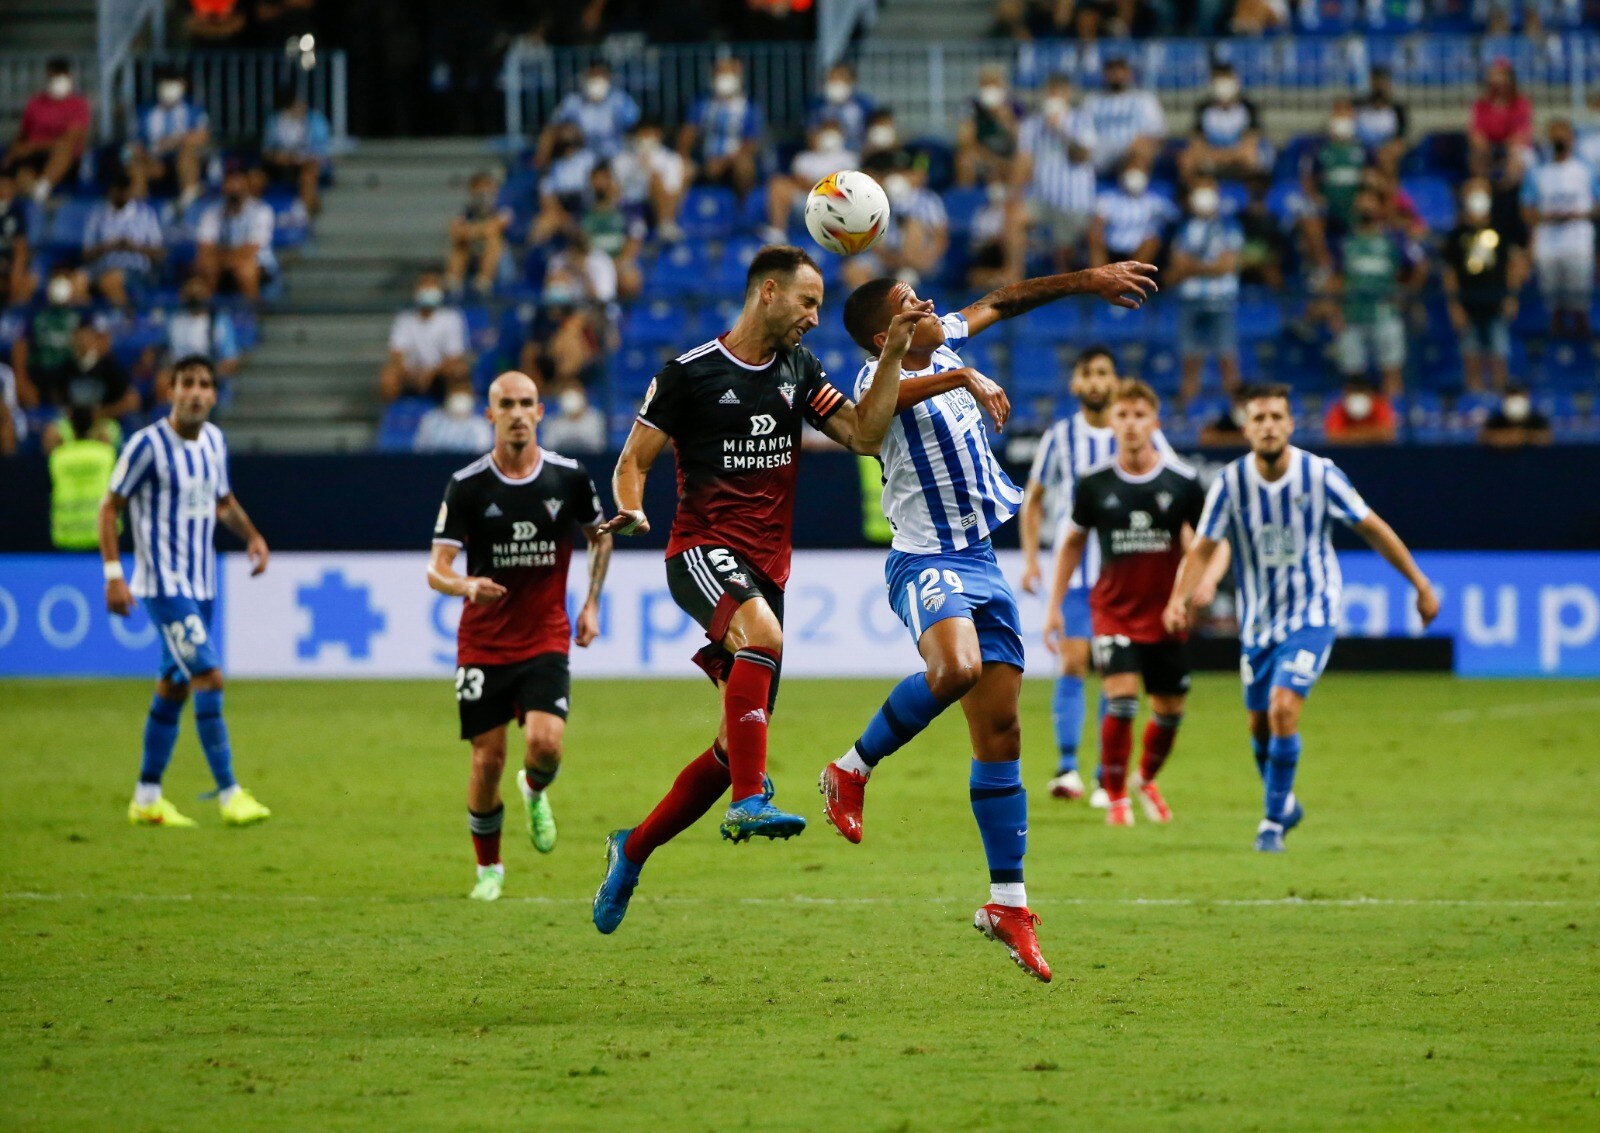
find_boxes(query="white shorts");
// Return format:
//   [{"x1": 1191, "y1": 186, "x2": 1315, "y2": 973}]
[{"x1": 1533, "y1": 243, "x2": 1595, "y2": 308}]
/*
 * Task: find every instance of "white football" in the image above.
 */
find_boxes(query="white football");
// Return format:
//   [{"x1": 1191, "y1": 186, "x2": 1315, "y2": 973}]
[{"x1": 804, "y1": 170, "x2": 891, "y2": 256}]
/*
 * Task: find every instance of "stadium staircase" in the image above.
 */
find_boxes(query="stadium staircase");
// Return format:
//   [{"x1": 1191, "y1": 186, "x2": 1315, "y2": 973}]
[{"x1": 226, "y1": 138, "x2": 487, "y2": 452}]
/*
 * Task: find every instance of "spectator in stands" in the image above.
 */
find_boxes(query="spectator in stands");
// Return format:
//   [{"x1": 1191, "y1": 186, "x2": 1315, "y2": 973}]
[
  {"x1": 539, "y1": 384, "x2": 607, "y2": 454},
  {"x1": 580, "y1": 165, "x2": 644, "y2": 301},
  {"x1": 0, "y1": 358, "x2": 22, "y2": 455},
  {"x1": 532, "y1": 122, "x2": 596, "y2": 247},
  {"x1": 413, "y1": 373, "x2": 492, "y2": 454},
  {"x1": 1479, "y1": 385, "x2": 1553, "y2": 447},
  {"x1": 1443, "y1": 178, "x2": 1526, "y2": 393},
  {"x1": 379, "y1": 272, "x2": 469, "y2": 402},
  {"x1": 156, "y1": 277, "x2": 241, "y2": 402},
  {"x1": 860, "y1": 108, "x2": 913, "y2": 171},
  {"x1": 445, "y1": 171, "x2": 512, "y2": 298},
  {"x1": 1058, "y1": 0, "x2": 1161, "y2": 37},
  {"x1": 764, "y1": 123, "x2": 858, "y2": 245},
  {"x1": 10, "y1": 269, "x2": 91, "y2": 411},
  {"x1": 1169, "y1": 178, "x2": 1243, "y2": 401},
  {"x1": 844, "y1": 156, "x2": 949, "y2": 290},
  {"x1": 40, "y1": 326, "x2": 138, "y2": 452},
  {"x1": 1522, "y1": 117, "x2": 1597, "y2": 339},
  {"x1": 679, "y1": 58, "x2": 765, "y2": 198},
  {"x1": 1198, "y1": 390, "x2": 1248, "y2": 447},
  {"x1": 1323, "y1": 379, "x2": 1398, "y2": 445},
  {"x1": 1468, "y1": 59, "x2": 1533, "y2": 185},
  {"x1": 546, "y1": 60, "x2": 639, "y2": 166},
  {"x1": 1012, "y1": 73, "x2": 1097, "y2": 275},
  {"x1": 129, "y1": 67, "x2": 211, "y2": 208},
  {"x1": 1082, "y1": 54, "x2": 1165, "y2": 175},
  {"x1": 967, "y1": 172, "x2": 1015, "y2": 290},
  {"x1": 956, "y1": 65, "x2": 1023, "y2": 188},
  {"x1": 1180, "y1": 61, "x2": 1266, "y2": 186},
  {"x1": 1228, "y1": 0, "x2": 1289, "y2": 33},
  {"x1": 0, "y1": 169, "x2": 36, "y2": 308},
  {"x1": 1295, "y1": 100, "x2": 1368, "y2": 277},
  {"x1": 262, "y1": 87, "x2": 332, "y2": 215},
  {"x1": 519, "y1": 299, "x2": 603, "y2": 395},
  {"x1": 196, "y1": 167, "x2": 277, "y2": 302},
  {"x1": 1354, "y1": 64, "x2": 1409, "y2": 179},
  {"x1": 1089, "y1": 164, "x2": 1175, "y2": 268},
  {"x1": 1237, "y1": 171, "x2": 1289, "y2": 289},
  {"x1": 1331, "y1": 186, "x2": 1426, "y2": 398},
  {"x1": 2, "y1": 59, "x2": 91, "y2": 204},
  {"x1": 544, "y1": 227, "x2": 618, "y2": 307},
  {"x1": 82, "y1": 172, "x2": 166, "y2": 310},
  {"x1": 988, "y1": 0, "x2": 1034, "y2": 39},
  {"x1": 807, "y1": 62, "x2": 875, "y2": 154},
  {"x1": 612, "y1": 118, "x2": 690, "y2": 242}
]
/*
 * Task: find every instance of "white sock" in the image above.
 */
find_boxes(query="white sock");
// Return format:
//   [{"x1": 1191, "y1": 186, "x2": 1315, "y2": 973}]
[
  {"x1": 1257, "y1": 818, "x2": 1283, "y2": 834},
  {"x1": 835, "y1": 746, "x2": 872, "y2": 777},
  {"x1": 217, "y1": 785, "x2": 241, "y2": 805},
  {"x1": 518, "y1": 771, "x2": 539, "y2": 800},
  {"x1": 134, "y1": 783, "x2": 161, "y2": 806},
  {"x1": 990, "y1": 882, "x2": 1027, "y2": 908},
  {"x1": 477, "y1": 862, "x2": 504, "y2": 878}
]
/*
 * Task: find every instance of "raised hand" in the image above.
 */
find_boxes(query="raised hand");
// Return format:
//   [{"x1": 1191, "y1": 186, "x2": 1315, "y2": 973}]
[
  {"x1": 881, "y1": 303, "x2": 934, "y2": 360},
  {"x1": 962, "y1": 370, "x2": 1011, "y2": 430},
  {"x1": 1089, "y1": 261, "x2": 1160, "y2": 310},
  {"x1": 597, "y1": 509, "x2": 650, "y2": 536}
]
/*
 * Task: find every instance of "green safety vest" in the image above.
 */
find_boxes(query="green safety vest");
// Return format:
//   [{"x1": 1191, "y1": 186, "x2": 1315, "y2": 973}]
[
  {"x1": 49, "y1": 437, "x2": 117, "y2": 551},
  {"x1": 859, "y1": 455, "x2": 893, "y2": 546}
]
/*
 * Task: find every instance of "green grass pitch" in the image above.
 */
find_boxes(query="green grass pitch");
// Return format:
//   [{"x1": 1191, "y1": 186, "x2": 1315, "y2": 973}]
[{"x1": 2, "y1": 674, "x2": 1598, "y2": 1132}]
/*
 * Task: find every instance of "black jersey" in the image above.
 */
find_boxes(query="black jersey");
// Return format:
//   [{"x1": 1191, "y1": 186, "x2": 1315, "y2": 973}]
[
  {"x1": 637, "y1": 334, "x2": 847, "y2": 587},
  {"x1": 433, "y1": 449, "x2": 602, "y2": 665}
]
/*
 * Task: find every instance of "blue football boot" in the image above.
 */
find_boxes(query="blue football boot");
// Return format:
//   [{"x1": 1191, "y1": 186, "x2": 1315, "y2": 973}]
[
  {"x1": 593, "y1": 828, "x2": 642, "y2": 934},
  {"x1": 1281, "y1": 797, "x2": 1305, "y2": 835},
  {"x1": 720, "y1": 794, "x2": 806, "y2": 843},
  {"x1": 1253, "y1": 821, "x2": 1286, "y2": 853}
]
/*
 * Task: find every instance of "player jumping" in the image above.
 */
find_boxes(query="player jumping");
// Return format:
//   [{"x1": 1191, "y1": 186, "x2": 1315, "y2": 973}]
[
  {"x1": 101, "y1": 354, "x2": 273, "y2": 828},
  {"x1": 1044, "y1": 379, "x2": 1214, "y2": 827},
  {"x1": 1165, "y1": 383, "x2": 1438, "y2": 852},
  {"x1": 590, "y1": 246, "x2": 935, "y2": 934},
  {"x1": 817, "y1": 261, "x2": 1160, "y2": 982},
  {"x1": 428, "y1": 371, "x2": 612, "y2": 901}
]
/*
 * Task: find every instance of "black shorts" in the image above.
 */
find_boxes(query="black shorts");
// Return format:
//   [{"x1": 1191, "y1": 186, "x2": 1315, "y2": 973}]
[
  {"x1": 665, "y1": 544, "x2": 785, "y2": 709},
  {"x1": 1092, "y1": 634, "x2": 1191, "y2": 697},
  {"x1": 455, "y1": 652, "x2": 570, "y2": 740}
]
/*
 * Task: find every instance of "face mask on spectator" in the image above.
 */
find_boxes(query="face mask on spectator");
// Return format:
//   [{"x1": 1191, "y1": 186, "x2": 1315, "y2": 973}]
[
  {"x1": 986, "y1": 180, "x2": 1008, "y2": 204},
  {"x1": 977, "y1": 85, "x2": 1005, "y2": 110},
  {"x1": 78, "y1": 348, "x2": 102, "y2": 370},
  {"x1": 1042, "y1": 96, "x2": 1069, "y2": 121},
  {"x1": 1190, "y1": 187, "x2": 1220, "y2": 217},
  {"x1": 47, "y1": 75, "x2": 72, "y2": 99},
  {"x1": 884, "y1": 173, "x2": 911, "y2": 200},
  {"x1": 1122, "y1": 169, "x2": 1148, "y2": 195},
  {"x1": 1211, "y1": 76, "x2": 1240, "y2": 101},
  {"x1": 584, "y1": 75, "x2": 610, "y2": 101},
  {"x1": 633, "y1": 132, "x2": 661, "y2": 155},
  {"x1": 1465, "y1": 190, "x2": 1491, "y2": 219},
  {"x1": 866, "y1": 123, "x2": 897, "y2": 149},
  {"x1": 713, "y1": 73, "x2": 741, "y2": 99},
  {"x1": 158, "y1": 80, "x2": 185, "y2": 107},
  {"x1": 546, "y1": 282, "x2": 581, "y2": 305},
  {"x1": 825, "y1": 79, "x2": 852, "y2": 105},
  {"x1": 1343, "y1": 390, "x2": 1374, "y2": 420},
  {"x1": 47, "y1": 277, "x2": 73, "y2": 305},
  {"x1": 445, "y1": 391, "x2": 475, "y2": 418},
  {"x1": 815, "y1": 130, "x2": 843, "y2": 154},
  {"x1": 1502, "y1": 393, "x2": 1531, "y2": 423},
  {"x1": 1329, "y1": 116, "x2": 1356, "y2": 141},
  {"x1": 559, "y1": 388, "x2": 588, "y2": 417},
  {"x1": 415, "y1": 286, "x2": 443, "y2": 309}
]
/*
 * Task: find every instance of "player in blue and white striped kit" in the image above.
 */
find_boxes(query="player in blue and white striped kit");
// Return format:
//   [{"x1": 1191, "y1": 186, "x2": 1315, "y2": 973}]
[
  {"x1": 100, "y1": 355, "x2": 273, "y2": 828},
  {"x1": 818, "y1": 261, "x2": 1159, "y2": 981},
  {"x1": 1166, "y1": 384, "x2": 1437, "y2": 852}
]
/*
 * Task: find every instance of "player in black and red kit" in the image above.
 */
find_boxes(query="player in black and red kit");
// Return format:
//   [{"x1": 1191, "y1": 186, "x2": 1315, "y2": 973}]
[
  {"x1": 1044, "y1": 379, "x2": 1214, "y2": 828},
  {"x1": 591, "y1": 245, "x2": 932, "y2": 934},
  {"x1": 427, "y1": 371, "x2": 613, "y2": 902}
]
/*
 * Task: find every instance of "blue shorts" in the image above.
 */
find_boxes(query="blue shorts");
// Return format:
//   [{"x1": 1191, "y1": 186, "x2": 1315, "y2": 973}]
[
  {"x1": 1178, "y1": 302, "x2": 1239, "y2": 359},
  {"x1": 1059, "y1": 586, "x2": 1092, "y2": 640},
  {"x1": 1241, "y1": 626, "x2": 1336, "y2": 712},
  {"x1": 886, "y1": 542, "x2": 1026, "y2": 671},
  {"x1": 144, "y1": 596, "x2": 220, "y2": 684}
]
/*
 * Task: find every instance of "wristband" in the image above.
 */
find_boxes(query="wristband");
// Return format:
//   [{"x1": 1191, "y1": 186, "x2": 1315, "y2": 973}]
[{"x1": 103, "y1": 560, "x2": 124, "y2": 582}]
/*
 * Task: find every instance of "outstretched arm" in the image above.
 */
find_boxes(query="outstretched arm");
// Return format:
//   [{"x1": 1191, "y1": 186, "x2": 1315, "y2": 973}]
[
  {"x1": 1354, "y1": 511, "x2": 1439, "y2": 627},
  {"x1": 598, "y1": 421, "x2": 670, "y2": 535},
  {"x1": 959, "y1": 261, "x2": 1161, "y2": 338},
  {"x1": 822, "y1": 308, "x2": 937, "y2": 453}
]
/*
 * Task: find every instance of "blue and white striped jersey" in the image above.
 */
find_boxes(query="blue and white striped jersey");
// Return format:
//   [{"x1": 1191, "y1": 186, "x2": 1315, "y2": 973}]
[
  {"x1": 108, "y1": 418, "x2": 231, "y2": 600},
  {"x1": 880, "y1": 186, "x2": 946, "y2": 252},
  {"x1": 1173, "y1": 216, "x2": 1243, "y2": 304},
  {"x1": 1197, "y1": 447, "x2": 1370, "y2": 650},
  {"x1": 855, "y1": 312, "x2": 1023, "y2": 554},
  {"x1": 552, "y1": 90, "x2": 640, "y2": 160},
  {"x1": 690, "y1": 96, "x2": 764, "y2": 160},
  {"x1": 1029, "y1": 411, "x2": 1170, "y2": 584},
  {"x1": 1082, "y1": 88, "x2": 1165, "y2": 171},
  {"x1": 84, "y1": 199, "x2": 165, "y2": 273},
  {"x1": 1018, "y1": 112, "x2": 1098, "y2": 216},
  {"x1": 1095, "y1": 188, "x2": 1178, "y2": 255},
  {"x1": 139, "y1": 100, "x2": 208, "y2": 149}
]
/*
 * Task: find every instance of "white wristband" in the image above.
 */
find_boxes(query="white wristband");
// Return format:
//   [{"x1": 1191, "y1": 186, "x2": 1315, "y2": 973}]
[{"x1": 103, "y1": 560, "x2": 124, "y2": 582}]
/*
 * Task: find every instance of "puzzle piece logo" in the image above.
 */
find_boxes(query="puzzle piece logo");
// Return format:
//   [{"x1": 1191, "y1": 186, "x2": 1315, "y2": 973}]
[{"x1": 296, "y1": 571, "x2": 387, "y2": 660}]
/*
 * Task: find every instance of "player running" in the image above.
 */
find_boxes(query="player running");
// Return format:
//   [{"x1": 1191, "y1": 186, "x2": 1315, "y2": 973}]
[
  {"x1": 817, "y1": 261, "x2": 1159, "y2": 982},
  {"x1": 101, "y1": 354, "x2": 272, "y2": 828},
  {"x1": 1044, "y1": 379, "x2": 1210, "y2": 827},
  {"x1": 590, "y1": 246, "x2": 929, "y2": 934},
  {"x1": 1019, "y1": 346, "x2": 1181, "y2": 807},
  {"x1": 1165, "y1": 383, "x2": 1438, "y2": 852},
  {"x1": 428, "y1": 371, "x2": 612, "y2": 902}
]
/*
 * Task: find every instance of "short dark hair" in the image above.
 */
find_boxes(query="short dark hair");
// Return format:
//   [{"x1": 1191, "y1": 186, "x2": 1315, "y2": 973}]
[
  {"x1": 1239, "y1": 382, "x2": 1291, "y2": 408},
  {"x1": 46, "y1": 57, "x2": 71, "y2": 76},
  {"x1": 843, "y1": 277, "x2": 901, "y2": 353},
  {"x1": 106, "y1": 169, "x2": 132, "y2": 192},
  {"x1": 744, "y1": 245, "x2": 819, "y2": 299},
  {"x1": 1073, "y1": 344, "x2": 1118, "y2": 374},
  {"x1": 172, "y1": 354, "x2": 216, "y2": 383},
  {"x1": 68, "y1": 404, "x2": 96, "y2": 438}
]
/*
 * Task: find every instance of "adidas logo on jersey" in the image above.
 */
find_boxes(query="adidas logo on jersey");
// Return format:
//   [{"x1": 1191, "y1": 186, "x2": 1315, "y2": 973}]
[
  {"x1": 485, "y1": 503, "x2": 503, "y2": 517},
  {"x1": 719, "y1": 389, "x2": 740, "y2": 405}
]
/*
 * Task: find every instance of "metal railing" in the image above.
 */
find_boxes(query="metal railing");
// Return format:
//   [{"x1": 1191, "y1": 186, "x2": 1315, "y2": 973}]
[{"x1": 129, "y1": 51, "x2": 349, "y2": 146}]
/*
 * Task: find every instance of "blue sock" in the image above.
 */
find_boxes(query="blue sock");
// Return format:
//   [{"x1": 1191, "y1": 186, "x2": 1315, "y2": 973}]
[
  {"x1": 140, "y1": 695, "x2": 184, "y2": 785},
  {"x1": 1051, "y1": 675, "x2": 1085, "y2": 775},
  {"x1": 855, "y1": 673, "x2": 948, "y2": 766},
  {"x1": 969, "y1": 759, "x2": 1026, "y2": 884},
  {"x1": 1252, "y1": 735, "x2": 1269, "y2": 780},
  {"x1": 1091, "y1": 691, "x2": 1108, "y2": 785},
  {"x1": 192, "y1": 689, "x2": 237, "y2": 792},
  {"x1": 1264, "y1": 734, "x2": 1302, "y2": 822}
]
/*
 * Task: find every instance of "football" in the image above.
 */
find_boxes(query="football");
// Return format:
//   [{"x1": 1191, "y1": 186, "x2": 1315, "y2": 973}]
[{"x1": 804, "y1": 169, "x2": 891, "y2": 256}]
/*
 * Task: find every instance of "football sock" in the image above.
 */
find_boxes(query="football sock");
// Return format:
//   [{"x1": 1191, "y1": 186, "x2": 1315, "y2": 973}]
[
  {"x1": 1252, "y1": 735, "x2": 1269, "y2": 780},
  {"x1": 724, "y1": 647, "x2": 779, "y2": 801},
  {"x1": 140, "y1": 694, "x2": 184, "y2": 787},
  {"x1": 1099, "y1": 697, "x2": 1138, "y2": 798},
  {"x1": 625, "y1": 743, "x2": 730, "y2": 865},
  {"x1": 1265, "y1": 734, "x2": 1302, "y2": 822},
  {"x1": 521, "y1": 761, "x2": 558, "y2": 795},
  {"x1": 1051, "y1": 675, "x2": 1085, "y2": 775},
  {"x1": 1139, "y1": 712, "x2": 1182, "y2": 782},
  {"x1": 854, "y1": 672, "x2": 949, "y2": 767},
  {"x1": 469, "y1": 804, "x2": 503, "y2": 867},
  {"x1": 969, "y1": 759, "x2": 1027, "y2": 900},
  {"x1": 191, "y1": 689, "x2": 236, "y2": 792}
]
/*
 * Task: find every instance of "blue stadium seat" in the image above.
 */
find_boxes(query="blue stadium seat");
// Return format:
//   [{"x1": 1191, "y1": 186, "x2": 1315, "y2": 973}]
[
  {"x1": 622, "y1": 301, "x2": 690, "y2": 346},
  {"x1": 1238, "y1": 291, "x2": 1284, "y2": 342},
  {"x1": 1139, "y1": 344, "x2": 1180, "y2": 394},
  {"x1": 647, "y1": 243, "x2": 714, "y2": 296},
  {"x1": 612, "y1": 345, "x2": 662, "y2": 396},
  {"x1": 376, "y1": 397, "x2": 433, "y2": 452},
  {"x1": 1400, "y1": 175, "x2": 1455, "y2": 232},
  {"x1": 1538, "y1": 340, "x2": 1598, "y2": 389},
  {"x1": 942, "y1": 187, "x2": 987, "y2": 238},
  {"x1": 681, "y1": 186, "x2": 737, "y2": 240},
  {"x1": 1008, "y1": 341, "x2": 1064, "y2": 400},
  {"x1": 46, "y1": 198, "x2": 96, "y2": 253},
  {"x1": 1025, "y1": 301, "x2": 1083, "y2": 341}
]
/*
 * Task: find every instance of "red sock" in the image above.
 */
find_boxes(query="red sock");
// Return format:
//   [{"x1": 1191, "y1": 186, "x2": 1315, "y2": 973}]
[
  {"x1": 1100, "y1": 714, "x2": 1133, "y2": 798},
  {"x1": 625, "y1": 744, "x2": 730, "y2": 865},
  {"x1": 723, "y1": 647, "x2": 778, "y2": 801},
  {"x1": 1139, "y1": 716, "x2": 1180, "y2": 782},
  {"x1": 469, "y1": 805, "x2": 503, "y2": 867}
]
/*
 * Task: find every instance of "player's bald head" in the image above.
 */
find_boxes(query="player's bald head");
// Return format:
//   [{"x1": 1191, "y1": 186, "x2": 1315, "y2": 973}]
[{"x1": 488, "y1": 371, "x2": 538, "y2": 402}]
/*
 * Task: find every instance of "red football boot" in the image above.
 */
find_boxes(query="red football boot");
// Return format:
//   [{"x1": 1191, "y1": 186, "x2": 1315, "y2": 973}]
[
  {"x1": 974, "y1": 903, "x2": 1052, "y2": 982},
  {"x1": 818, "y1": 762, "x2": 867, "y2": 844},
  {"x1": 1133, "y1": 776, "x2": 1172, "y2": 824},
  {"x1": 1106, "y1": 796, "x2": 1135, "y2": 827}
]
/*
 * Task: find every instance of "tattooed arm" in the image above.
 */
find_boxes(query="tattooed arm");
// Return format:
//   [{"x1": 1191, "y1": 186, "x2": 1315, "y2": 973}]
[{"x1": 958, "y1": 262, "x2": 1161, "y2": 338}]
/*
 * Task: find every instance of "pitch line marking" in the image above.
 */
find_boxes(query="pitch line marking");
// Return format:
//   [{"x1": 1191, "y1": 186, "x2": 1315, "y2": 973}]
[{"x1": 1438, "y1": 696, "x2": 1600, "y2": 724}]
